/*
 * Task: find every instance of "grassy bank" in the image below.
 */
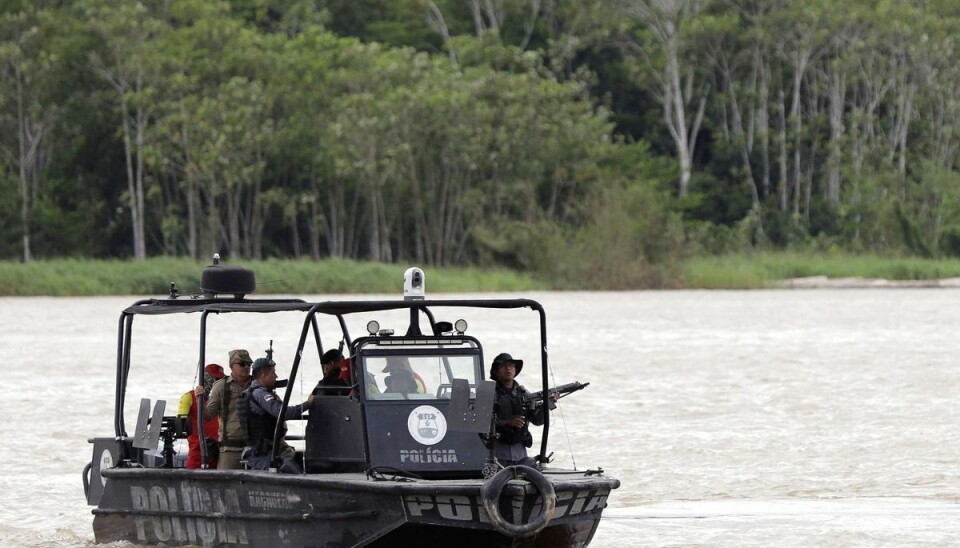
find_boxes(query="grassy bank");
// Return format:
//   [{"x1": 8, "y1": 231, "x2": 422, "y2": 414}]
[
  {"x1": 0, "y1": 258, "x2": 542, "y2": 296},
  {"x1": 4, "y1": 253, "x2": 960, "y2": 295},
  {"x1": 681, "y1": 253, "x2": 960, "y2": 289}
]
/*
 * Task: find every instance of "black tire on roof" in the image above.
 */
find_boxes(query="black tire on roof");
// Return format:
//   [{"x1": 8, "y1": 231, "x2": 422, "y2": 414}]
[{"x1": 201, "y1": 263, "x2": 256, "y2": 298}]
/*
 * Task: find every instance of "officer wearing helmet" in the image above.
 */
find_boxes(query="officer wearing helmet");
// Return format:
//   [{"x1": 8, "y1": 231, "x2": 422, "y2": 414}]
[{"x1": 241, "y1": 357, "x2": 315, "y2": 472}]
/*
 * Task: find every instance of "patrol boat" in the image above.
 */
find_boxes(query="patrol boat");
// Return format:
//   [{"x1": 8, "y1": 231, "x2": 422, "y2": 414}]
[{"x1": 83, "y1": 258, "x2": 620, "y2": 547}]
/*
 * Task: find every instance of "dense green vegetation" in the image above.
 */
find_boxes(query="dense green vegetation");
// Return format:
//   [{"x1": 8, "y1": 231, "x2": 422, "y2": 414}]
[
  {"x1": 3, "y1": 1, "x2": 960, "y2": 289},
  {"x1": 4, "y1": 254, "x2": 960, "y2": 295},
  {"x1": 0, "y1": 258, "x2": 540, "y2": 296}
]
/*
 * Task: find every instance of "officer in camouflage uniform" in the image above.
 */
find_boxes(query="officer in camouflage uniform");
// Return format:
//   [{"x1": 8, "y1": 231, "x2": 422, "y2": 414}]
[
  {"x1": 197, "y1": 349, "x2": 253, "y2": 470},
  {"x1": 242, "y1": 358, "x2": 315, "y2": 471}
]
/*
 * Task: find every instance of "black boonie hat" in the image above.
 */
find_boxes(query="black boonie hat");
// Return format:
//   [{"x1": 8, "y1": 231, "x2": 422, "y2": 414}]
[{"x1": 489, "y1": 352, "x2": 523, "y2": 379}]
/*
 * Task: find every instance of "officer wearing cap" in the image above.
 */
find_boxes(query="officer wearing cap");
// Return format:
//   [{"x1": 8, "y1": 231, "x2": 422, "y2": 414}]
[
  {"x1": 196, "y1": 349, "x2": 253, "y2": 469},
  {"x1": 243, "y1": 357, "x2": 315, "y2": 471},
  {"x1": 490, "y1": 352, "x2": 544, "y2": 467}
]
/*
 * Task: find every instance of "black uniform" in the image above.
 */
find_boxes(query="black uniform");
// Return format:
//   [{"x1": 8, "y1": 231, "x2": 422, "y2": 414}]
[
  {"x1": 313, "y1": 373, "x2": 350, "y2": 396},
  {"x1": 493, "y1": 382, "x2": 544, "y2": 466}
]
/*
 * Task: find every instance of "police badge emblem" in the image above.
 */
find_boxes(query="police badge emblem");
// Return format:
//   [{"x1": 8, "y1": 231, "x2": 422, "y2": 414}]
[{"x1": 407, "y1": 405, "x2": 448, "y2": 445}]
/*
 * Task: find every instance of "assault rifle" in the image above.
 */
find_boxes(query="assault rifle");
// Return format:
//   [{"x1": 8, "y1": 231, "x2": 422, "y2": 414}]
[
  {"x1": 526, "y1": 381, "x2": 590, "y2": 410},
  {"x1": 264, "y1": 339, "x2": 290, "y2": 388}
]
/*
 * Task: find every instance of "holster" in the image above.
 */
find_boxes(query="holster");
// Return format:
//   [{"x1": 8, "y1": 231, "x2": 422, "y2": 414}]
[
  {"x1": 203, "y1": 438, "x2": 220, "y2": 463},
  {"x1": 253, "y1": 438, "x2": 272, "y2": 457}
]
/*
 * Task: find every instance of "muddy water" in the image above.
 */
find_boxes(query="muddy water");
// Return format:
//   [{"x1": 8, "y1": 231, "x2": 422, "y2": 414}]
[{"x1": 1, "y1": 289, "x2": 959, "y2": 546}]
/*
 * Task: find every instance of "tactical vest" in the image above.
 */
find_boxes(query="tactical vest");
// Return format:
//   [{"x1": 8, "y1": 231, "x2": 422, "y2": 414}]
[
  {"x1": 221, "y1": 379, "x2": 233, "y2": 443},
  {"x1": 218, "y1": 376, "x2": 248, "y2": 447},
  {"x1": 494, "y1": 384, "x2": 533, "y2": 447},
  {"x1": 240, "y1": 386, "x2": 287, "y2": 456}
]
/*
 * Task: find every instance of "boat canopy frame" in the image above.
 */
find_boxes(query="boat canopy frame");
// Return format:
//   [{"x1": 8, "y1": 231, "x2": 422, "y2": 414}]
[{"x1": 113, "y1": 296, "x2": 552, "y2": 468}]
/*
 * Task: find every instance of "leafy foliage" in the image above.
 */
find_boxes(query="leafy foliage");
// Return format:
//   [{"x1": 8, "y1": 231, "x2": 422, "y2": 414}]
[{"x1": 1, "y1": 0, "x2": 959, "y2": 288}]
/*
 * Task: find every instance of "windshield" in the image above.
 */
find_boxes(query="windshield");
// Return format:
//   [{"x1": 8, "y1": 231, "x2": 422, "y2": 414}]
[{"x1": 362, "y1": 353, "x2": 481, "y2": 400}]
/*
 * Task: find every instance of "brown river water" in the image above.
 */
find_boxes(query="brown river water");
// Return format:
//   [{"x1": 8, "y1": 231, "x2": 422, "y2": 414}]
[{"x1": 1, "y1": 289, "x2": 959, "y2": 546}]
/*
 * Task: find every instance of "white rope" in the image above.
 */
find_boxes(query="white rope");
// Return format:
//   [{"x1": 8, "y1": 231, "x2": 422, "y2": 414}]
[{"x1": 548, "y1": 363, "x2": 577, "y2": 470}]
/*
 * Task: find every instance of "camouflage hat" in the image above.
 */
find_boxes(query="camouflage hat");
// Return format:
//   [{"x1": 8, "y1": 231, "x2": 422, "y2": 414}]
[
  {"x1": 228, "y1": 349, "x2": 253, "y2": 365},
  {"x1": 202, "y1": 371, "x2": 218, "y2": 393}
]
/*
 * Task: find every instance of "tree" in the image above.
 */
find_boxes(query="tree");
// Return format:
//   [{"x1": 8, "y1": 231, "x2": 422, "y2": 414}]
[
  {"x1": 82, "y1": 0, "x2": 166, "y2": 260},
  {"x1": 0, "y1": 4, "x2": 63, "y2": 262},
  {"x1": 616, "y1": 0, "x2": 711, "y2": 198}
]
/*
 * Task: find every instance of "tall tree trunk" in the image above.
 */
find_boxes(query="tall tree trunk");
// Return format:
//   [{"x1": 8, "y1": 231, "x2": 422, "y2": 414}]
[
  {"x1": 468, "y1": 0, "x2": 485, "y2": 36},
  {"x1": 306, "y1": 166, "x2": 321, "y2": 260},
  {"x1": 134, "y1": 70, "x2": 146, "y2": 258},
  {"x1": 759, "y1": 58, "x2": 771, "y2": 198},
  {"x1": 120, "y1": 92, "x2": 146, "y2": 260},
  {"x1": 661, "y1": 40, "x2": 706, "y2": 198},
  {"x1": 187, "y1": 180, "x2": 198, "y2": 259},
  {"x1": 826, "y1": 62, "x2": 845, "y2": 209},
  {"x1": 15, "y1": 62, "x2": 31, "y2": 263},
  {"x1": 626, "y1": 0, "x2": 706, "y2": 199},
  {"x1": 367, "y1": 184, "x2": 382, "y2": 261},
  {"x1": 777, "y1": 86, "x2": 788, "y2": 212},
  {"x1": 227, "y1": 184, "x2": 241, "y2": 258},
  {"x1": 896, "y1": 84, "x2": 913, "y2": 196},
  {"x1": 425, "y1": 1, "x2": 458, "y2": 63},
  {"x1": 178, "y1": 97, "x2": 198, "y2": 259},
  {"x1": 323, "y1": 174, "x2": 342, "y2": 258},
  {"x1": 308, "y1": 197, "x2": 321, "y2": 260},
  {"x1": 790, "y1": 49, "x2": 809, "y2": 217},
  {"x1": 725, "y1": 74, "x2": 761, "y2": 210}
]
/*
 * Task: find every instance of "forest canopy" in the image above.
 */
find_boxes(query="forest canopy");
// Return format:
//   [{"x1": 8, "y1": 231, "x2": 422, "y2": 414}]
[{"x1": 2, "y1": 0, "x2": 959, "y2": 288}]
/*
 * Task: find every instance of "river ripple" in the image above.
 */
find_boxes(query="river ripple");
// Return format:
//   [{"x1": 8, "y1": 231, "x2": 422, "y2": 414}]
[{"x1": 1, "y1": 289, "x2": 959, "y2": 546}]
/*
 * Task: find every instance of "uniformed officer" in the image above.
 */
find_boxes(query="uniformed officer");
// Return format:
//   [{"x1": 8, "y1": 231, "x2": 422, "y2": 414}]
[
  {"x1": 196, "y1": 349, "x2": 253, "y2": 469},
  {"x1": 490, "y1": 353, "x2": 546, "y2": 467},
  {"x1": 243, "y1": 358, "x2": 315, "y2": 471}
]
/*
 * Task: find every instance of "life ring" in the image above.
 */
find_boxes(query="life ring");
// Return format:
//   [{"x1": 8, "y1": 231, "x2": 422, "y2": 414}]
[{"x1": 480, "y1": 465, "x2": 557, "y2": 537}]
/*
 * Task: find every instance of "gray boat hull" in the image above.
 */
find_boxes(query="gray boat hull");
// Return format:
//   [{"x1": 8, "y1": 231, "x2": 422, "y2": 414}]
[{"x1": 92, "y1": 467, "x2": 619, "y2": 547}]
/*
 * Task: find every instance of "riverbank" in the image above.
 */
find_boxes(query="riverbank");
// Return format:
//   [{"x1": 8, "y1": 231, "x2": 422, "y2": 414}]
[
  {"x1": 680, "y1": 253, "x2": 960, "y2": 289},
  {"x1": 776, "y1": 276, "x2": 960, "y2": 288},
  {"x1": 0, "y1": 258, "x2": 540, "y2": 296},
  {"x1": 3, "y1": 254, "x2": 960, "y2": 295}
]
